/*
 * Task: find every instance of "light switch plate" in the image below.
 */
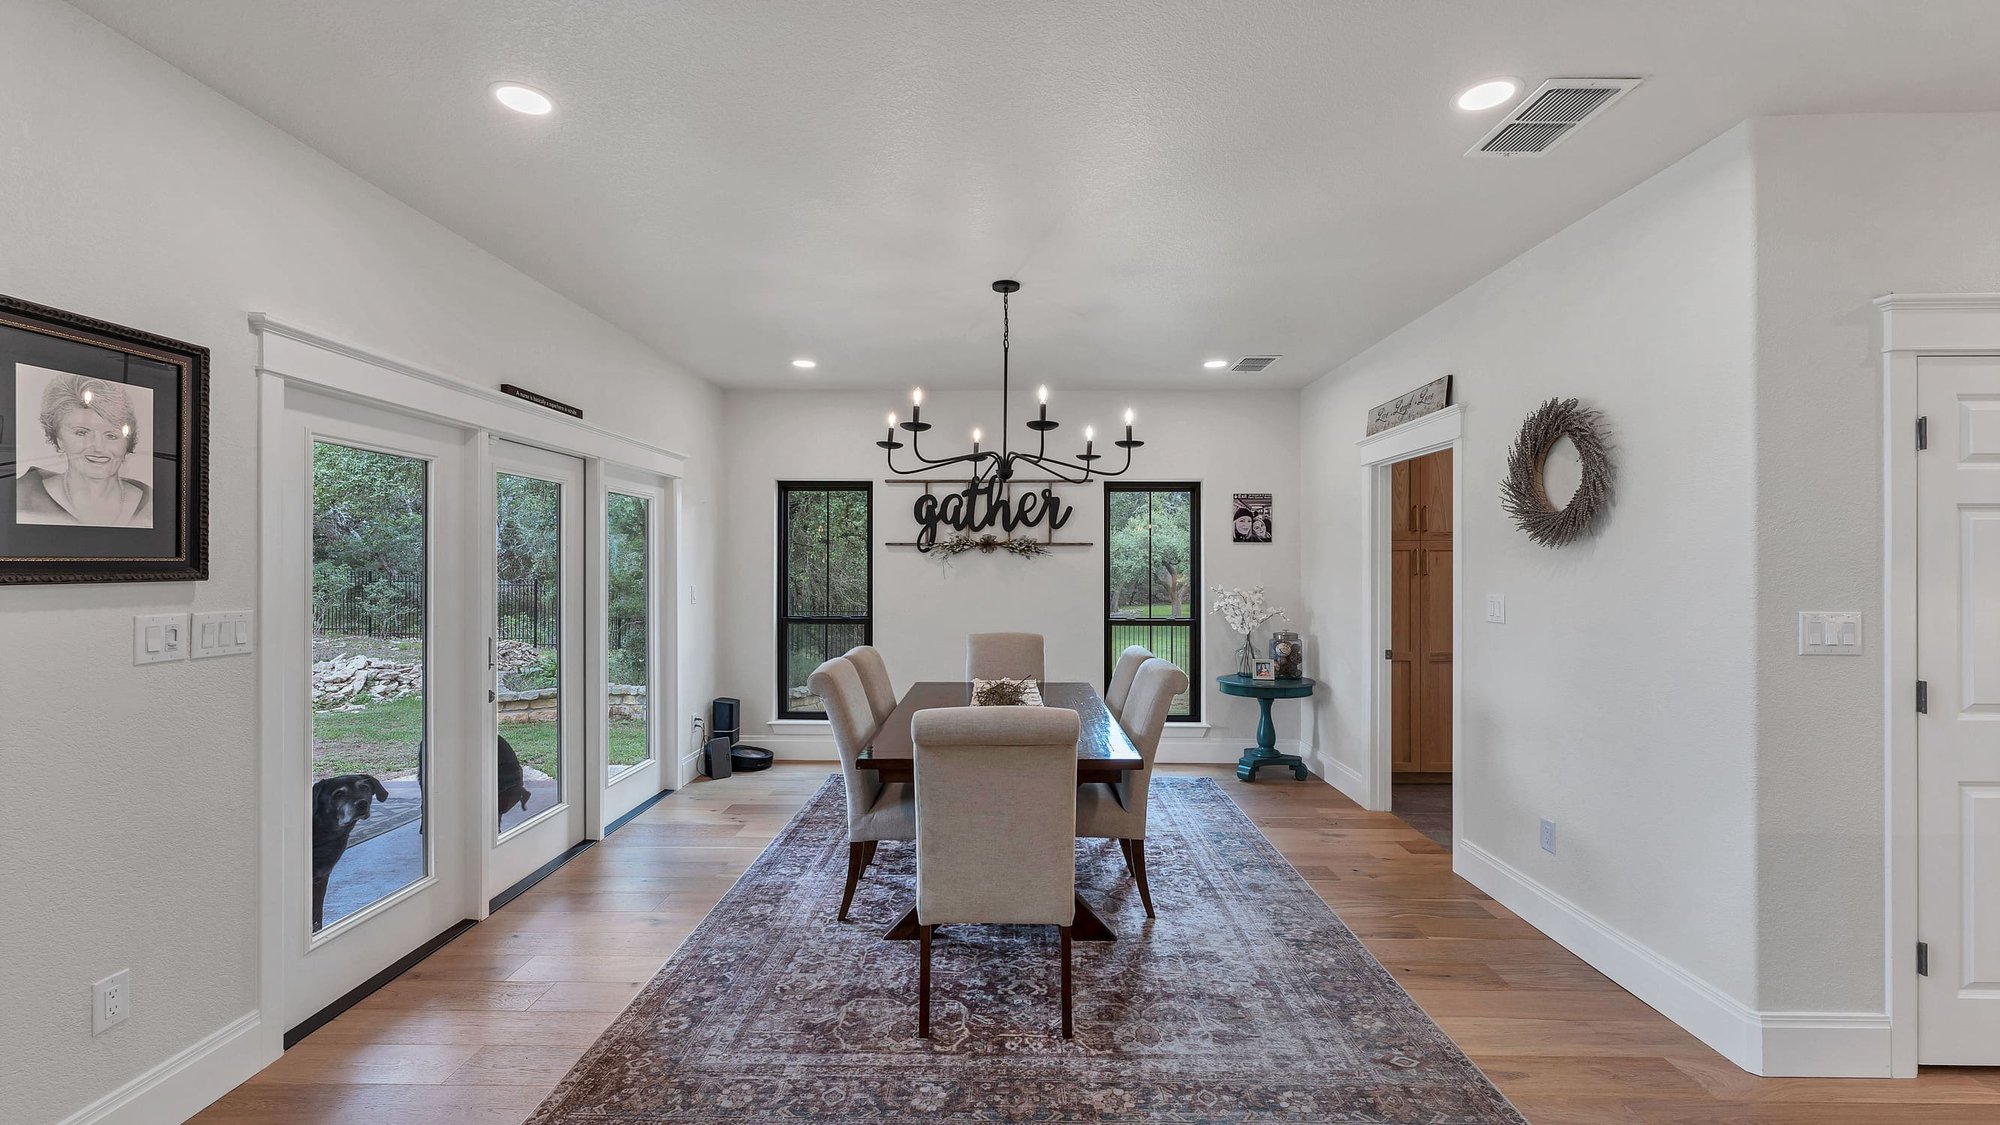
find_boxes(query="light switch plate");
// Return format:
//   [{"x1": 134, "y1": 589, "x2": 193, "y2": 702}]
[
  {"x1": 133, "y1": 613, "x2": 189, "y2": 665},
  {"x1": 192, "y1": 611, "x2": 254, "y2": 659},
  {"x1": 1799, "y1": 611, "x2": 1863, "y2": 656},
  {"x1": 1486, "y1": 594, "x2": 1506, "y2": 624}
]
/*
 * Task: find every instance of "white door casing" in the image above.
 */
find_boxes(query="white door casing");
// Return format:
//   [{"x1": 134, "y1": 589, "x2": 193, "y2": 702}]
[{"x1": 1916, "y1": 354, "x2": 2000, "y2": 1065}]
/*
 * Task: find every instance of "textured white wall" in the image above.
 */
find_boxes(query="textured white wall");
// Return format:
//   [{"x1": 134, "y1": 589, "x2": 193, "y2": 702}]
[
  {"x1": 1298, "y1": 127, "x2": 1761, "y2": 1006},
  {"x1": 716, "y1": 388, "x2": 1303, "y2": 755},
  {"x1": 0, "y1": 4, "x2": 719, "y2": 1122},
  {"x1": 1750, "y1": 113, "x2": 2000, "y2": 1013}
]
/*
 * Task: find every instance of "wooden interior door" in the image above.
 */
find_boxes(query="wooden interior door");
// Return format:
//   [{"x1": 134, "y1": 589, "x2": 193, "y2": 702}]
[{"x1": 1391, "y1": 450, "x2": 1453, "y2": 776}]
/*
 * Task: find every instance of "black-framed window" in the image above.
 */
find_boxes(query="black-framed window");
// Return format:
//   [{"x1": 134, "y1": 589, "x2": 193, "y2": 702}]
[
  {"x1": 1104, "y1": 482, "x2": 1200, "y2": 720},
  {"x1": 777, "y1": 482, "x2": 872, "y2": 719}
]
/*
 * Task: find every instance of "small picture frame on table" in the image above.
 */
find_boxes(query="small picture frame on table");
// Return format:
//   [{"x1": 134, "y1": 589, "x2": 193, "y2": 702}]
[
  {"x1": 0, "y1": 294, "x2": 208, "y2": 584},
  {"x1": 1251, "y1": 657, "x2": 1278, "y2": 682}
]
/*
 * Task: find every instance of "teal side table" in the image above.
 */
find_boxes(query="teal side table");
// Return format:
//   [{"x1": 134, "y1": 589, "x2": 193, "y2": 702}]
[{"x1": 1216, "y1": 674, "x2": 1316, "y2": 782}]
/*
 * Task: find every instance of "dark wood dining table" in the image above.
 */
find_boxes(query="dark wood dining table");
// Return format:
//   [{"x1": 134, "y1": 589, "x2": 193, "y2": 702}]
[
  {"x1": 858, "y1": 681, "x2": 1143, "y2": 784},
  {"x1": 856, "y1": 680, "x2": 1141, "y2": 941}
]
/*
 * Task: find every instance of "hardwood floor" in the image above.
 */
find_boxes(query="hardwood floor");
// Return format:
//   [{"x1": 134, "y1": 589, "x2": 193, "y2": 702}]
[{"x1": 195, "y1": 765, "x2": 2000, "y2": 1124}]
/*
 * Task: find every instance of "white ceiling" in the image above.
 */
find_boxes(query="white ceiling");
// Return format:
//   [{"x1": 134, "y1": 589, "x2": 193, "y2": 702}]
[{"x1": 70, "y1": 0, "x2": 2000, "y2": 390}]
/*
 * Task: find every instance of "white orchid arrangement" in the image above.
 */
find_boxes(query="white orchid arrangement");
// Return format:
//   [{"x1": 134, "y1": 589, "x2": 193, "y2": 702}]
[{"x1": 1210, "y1": 585, "x2": 1287, "y2": 637}]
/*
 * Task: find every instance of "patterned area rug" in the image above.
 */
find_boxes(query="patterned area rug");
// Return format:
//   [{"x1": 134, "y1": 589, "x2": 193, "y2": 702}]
[{"x1": 527, "y1": 776, "x2": 1523, "y2": 1124}]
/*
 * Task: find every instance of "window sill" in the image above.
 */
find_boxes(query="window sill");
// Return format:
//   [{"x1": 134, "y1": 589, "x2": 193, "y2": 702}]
[
  {"x1": 767, "y1": 718, "x2": 831, "y2": 727},
  {"x1": 1161, "y1": 723, "x2": 1212, "y2": 736}
]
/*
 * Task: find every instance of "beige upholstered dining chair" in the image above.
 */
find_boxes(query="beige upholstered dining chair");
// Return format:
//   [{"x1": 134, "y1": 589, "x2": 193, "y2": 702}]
[
  {"x1": 1076, "y1": 657, "x2": 1187, "y2": 918},
  {"x1": 843, "y1": 644, "x2": 898, "y2": 729},
  {"x1": 965, "y1": 631, "x2": 1045, "y2": 681},
  {"x1": 912, "y1": 705, "x2": 1082, "y2": 1038},
  {"x1": 1103, "y1": 644, "x2": 1152, "y2": 720},
  {"x1": 806, "y1": 655, "x2": 915, "y2": 922}
]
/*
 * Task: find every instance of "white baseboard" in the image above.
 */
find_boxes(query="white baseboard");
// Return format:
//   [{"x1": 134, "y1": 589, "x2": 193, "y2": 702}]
[
  {"x1": 1758, "y1": 1012, "x2": 1894, "y2": 1078},
  {"x1": 1314, "y1": 752, "x2": 1368, "y2": 804},
  {"x1": 58, "y1": 1010, "x2": 272, "y2": 1125},
  {"x1": 1454, "y1": 842, "x2": 1892, "y2": 1077}
]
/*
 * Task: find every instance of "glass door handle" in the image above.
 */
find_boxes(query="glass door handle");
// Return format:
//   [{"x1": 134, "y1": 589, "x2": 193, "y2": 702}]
[{"x1": 487, "y1": 689, "x2": 496, "y2": 703}]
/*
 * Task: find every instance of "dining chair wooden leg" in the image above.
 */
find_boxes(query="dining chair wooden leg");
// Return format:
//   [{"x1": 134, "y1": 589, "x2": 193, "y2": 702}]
[
  {"x1": 1130, "y1": 838, "x2": 1155, "y2": 918},
  {"x1": 918, "y1": 924, "x2": 933, "y2": 1039},
  {"x1": 861, "y1": 839, "x2": 880, "y2": 871},
  {"x1": 1059, "y1": 924, "x2": 1073, "y2": 1039},
  {"x1": 1116, "y1": 837, "x2": 1135, "y2": 878},
  {"x1": 839, "y1": 841, "x2": 868, "y2": 921}
]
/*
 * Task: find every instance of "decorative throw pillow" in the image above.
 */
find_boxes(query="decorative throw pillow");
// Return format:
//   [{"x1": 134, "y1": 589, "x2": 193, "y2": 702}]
[{"x1": 971, "y1": 677, "x2": 1043, "y2": 707}]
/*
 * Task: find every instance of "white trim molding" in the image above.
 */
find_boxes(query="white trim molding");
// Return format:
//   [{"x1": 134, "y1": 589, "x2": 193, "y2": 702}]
[
  {"x1": 1875, "y1": 292, "x2": 2000, "y2": 1078},
  {"x1": 251, "y1": 314, "x2": 688, "y2": 477},
  {"x1": 1457, "y1": 843, "x2": 1892, "y2": 1077},
  {"x1": 1356, "y1": 403, "x2": 1463, "y2": 814},
  {"x1": 56, "y1": 1011, "x2": 268, "y2": 1125}
]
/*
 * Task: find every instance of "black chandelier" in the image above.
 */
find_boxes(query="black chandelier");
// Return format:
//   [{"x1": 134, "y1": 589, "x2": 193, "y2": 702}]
[{"x1": 879, "y1": 280, "x2": 1142, "y2": 485}]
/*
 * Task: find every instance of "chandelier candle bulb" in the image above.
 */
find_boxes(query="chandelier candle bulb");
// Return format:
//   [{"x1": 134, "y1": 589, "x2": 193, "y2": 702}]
[{"x1": 1124, "y1": 409, "x2": 1135, "y2": 442}]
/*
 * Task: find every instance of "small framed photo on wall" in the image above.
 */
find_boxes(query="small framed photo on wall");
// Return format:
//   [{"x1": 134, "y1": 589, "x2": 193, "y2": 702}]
[
  {"x1": 1232, "y1": 493, "x2": 1273, "y2": 543},
  {"x1": 1, "y1": 294, "x2": 208, "y2": 583}
]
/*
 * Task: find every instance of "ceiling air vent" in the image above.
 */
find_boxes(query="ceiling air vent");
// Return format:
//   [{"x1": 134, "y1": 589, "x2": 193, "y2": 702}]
[
  {"x1": 1467, "y1": 78, "x2": 1641, "y2": 157},
  {"x1": 1230, "y1": 355, "x2": 1282, "y2": 373}
]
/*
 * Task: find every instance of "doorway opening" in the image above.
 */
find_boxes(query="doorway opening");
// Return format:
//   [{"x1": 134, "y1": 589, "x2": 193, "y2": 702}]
[{"x1": 1388, "y1": 448, "x2": 1454, "y2": 848}]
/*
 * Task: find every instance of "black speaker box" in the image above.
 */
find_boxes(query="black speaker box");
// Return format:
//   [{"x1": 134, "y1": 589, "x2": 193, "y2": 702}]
[{"x1": 710, "y1": 697, "x2": 741, "y2": 745}]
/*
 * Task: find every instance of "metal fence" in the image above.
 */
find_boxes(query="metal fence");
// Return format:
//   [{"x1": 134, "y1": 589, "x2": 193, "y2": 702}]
[
  {"x1": 313, "y1": 576, "x2": 424, "y2": 639},
  {"x1": 1108, "y1": 621, "x2": 1196, "y2": 717},
  {"x1": 497, "y1": 577, "x2": 560, "y2": 647}
]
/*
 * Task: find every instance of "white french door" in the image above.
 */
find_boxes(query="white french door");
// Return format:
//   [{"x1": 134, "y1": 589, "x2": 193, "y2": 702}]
[
  {"x1": 600, "y1": 473, "x2": 674, "y2": 825},
  {"x1": 277, "y1": 385, "x2": 476, "y2": 1028},
  {"x1": 1916, "y1": 354, "x2": 2000, "y2": 1064},
  {"x1": 487, "y1": 439, "x2": 588, "y2": 896}
]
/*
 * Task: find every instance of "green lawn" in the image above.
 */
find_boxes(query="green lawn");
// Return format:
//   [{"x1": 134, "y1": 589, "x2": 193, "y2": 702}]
[
  {"x1": 313, "y1": 695, "x2": 424, "y2": 778},
  {"x1": 1110, "y1": 603, "x2": 1193, "y2": 619},
  {"x1": 313, "y1": 694, "x2": 652, "y2": 780}
]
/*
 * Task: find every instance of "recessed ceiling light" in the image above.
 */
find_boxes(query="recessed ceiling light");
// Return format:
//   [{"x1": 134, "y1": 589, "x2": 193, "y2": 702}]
[
  {"x1": 1203, "y1": 359, "x2": 1228, "y2": 369},
  {"x1": 1456, "y1": 79, "x2": 1519, "y2": 112},
  {"x1": 792, "y1": 358, "x2": 817, "y2": 369},
  {"x1": 492, "y1": 83, "x2": 554, "y2": 116}
]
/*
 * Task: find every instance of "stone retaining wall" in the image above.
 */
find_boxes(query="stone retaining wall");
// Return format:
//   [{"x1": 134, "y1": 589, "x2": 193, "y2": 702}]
[{"x1": 497, "y1": 685, "x2": 648, "y2": 723}]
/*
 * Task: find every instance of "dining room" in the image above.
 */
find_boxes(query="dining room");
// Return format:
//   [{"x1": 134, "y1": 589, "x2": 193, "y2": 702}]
[{"x1": 18, "y1": 2, "x2": 2000, "y2": 1124}]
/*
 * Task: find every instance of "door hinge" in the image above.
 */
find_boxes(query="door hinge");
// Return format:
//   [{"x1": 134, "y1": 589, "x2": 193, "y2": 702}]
[
  {"x1": 1917, "y1": 416, "x2": 1929, "y2": 451},
  {"x1": 1917, "y1": 941, "x2": 1930, "y2": 976},
  {"x1": 1917, "y1": 680, "x2": 1929, "y2": 714}
]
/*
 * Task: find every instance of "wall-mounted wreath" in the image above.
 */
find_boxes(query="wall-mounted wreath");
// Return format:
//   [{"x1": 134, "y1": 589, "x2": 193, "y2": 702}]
[{"x1": 1500, "y1": 397, "x2": 1613, "y2": 548}]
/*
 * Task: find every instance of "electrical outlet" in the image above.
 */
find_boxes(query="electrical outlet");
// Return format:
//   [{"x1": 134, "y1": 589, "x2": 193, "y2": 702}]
[
  {"x1": 93, "y1": 969, "x2": 129, "y2": 1035},
  {"x1": 1539, "y1": 818, "x2": 1556, "y2": 854}
]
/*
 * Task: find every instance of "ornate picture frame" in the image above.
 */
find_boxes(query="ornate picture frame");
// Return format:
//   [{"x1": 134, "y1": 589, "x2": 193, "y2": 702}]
[{"x1": 0, "y1": 294, "x2": 209, "y2": 583}]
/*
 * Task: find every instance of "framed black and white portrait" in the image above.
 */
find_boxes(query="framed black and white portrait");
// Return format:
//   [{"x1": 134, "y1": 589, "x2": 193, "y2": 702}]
[
  {"x1": 1232, "y1": 492, "x2": 1273, "y2": 543},
  {"x1": 1, "y1": 295, "x2": 208, "y2": 583}
]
